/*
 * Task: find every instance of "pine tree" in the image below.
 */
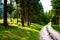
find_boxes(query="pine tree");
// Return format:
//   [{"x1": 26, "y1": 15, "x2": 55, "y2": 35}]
[
  {"x1": 52, "y1": 0, "x2": 60, "y2": 25},
  {"x1": 4, "y1": 0, "x2": 8, "y2": 26}
]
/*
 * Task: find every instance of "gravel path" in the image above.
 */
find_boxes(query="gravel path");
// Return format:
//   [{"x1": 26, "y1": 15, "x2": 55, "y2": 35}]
[{"x1": 40, "y1": 23, "x2": 60, "y2": 40}]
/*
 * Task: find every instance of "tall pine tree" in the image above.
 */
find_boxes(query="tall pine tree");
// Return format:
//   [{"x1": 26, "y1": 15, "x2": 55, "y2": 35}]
[
  {"x1": 52, "y1": 0, "x2": 60, "y2": 25},
  {"x1": 4, "y1": 0, "x2": 8, "y2": 26}
]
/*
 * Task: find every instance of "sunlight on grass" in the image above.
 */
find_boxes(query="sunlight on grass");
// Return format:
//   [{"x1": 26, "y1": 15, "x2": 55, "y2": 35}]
[
  {"x1": 0, "y1": 19, "x2": 43, "y2": 40},
  {"x1": 19, "y1": 27, "x2": 39, "y2": 32},
  {"x1": 0, "y1": 25, "x2": 40, "y2": 40},
  {"x1": 0, "y1": 19, "x2": 3, "y2": 24}
]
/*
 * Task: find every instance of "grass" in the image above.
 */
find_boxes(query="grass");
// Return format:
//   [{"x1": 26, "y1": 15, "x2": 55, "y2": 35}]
[
  {"x1": 52, "y1": 25, "x2": 60, "y2": 32},
  {"x1": 0, "y1": 25, "x2": 41, "y2": 40},
  {"x1": 0, "y1": 19, "x2": 43, "y2": 40},
  {"x1": 30, "y1": 23, "x2": 43, "y2": 31},
  {"x1": 0, "y1": 19, "x2": 3, "y2": 24}
]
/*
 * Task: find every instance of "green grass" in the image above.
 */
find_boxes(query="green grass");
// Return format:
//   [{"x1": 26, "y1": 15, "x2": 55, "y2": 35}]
[
  {"x1": 0, "y1": 19, "x2": 3, "y2": 24},
  {"x1": 0, "y1": 23, "x2": 43, "y2": 40},
  {"x1": 0, "y1": 19, "x2": 43, "y2": 40},
  {"x1": 30, "y1": 23, "x2": 43, "y2": 31},
  {"x1": 52, "y1": 25, "x2": 60, "y2": 32}
]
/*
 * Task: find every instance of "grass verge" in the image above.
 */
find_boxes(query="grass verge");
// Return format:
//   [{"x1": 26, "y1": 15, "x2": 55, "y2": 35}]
[{"x1": 52, "y1": 25, "x2": 60, "y2": 32}]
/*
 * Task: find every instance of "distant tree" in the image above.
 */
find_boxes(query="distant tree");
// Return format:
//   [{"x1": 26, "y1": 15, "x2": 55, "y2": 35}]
[
  {"x1": 31, "y1": 1, "x2": 44, "y2": 24},
  {"x1": 20, "y1": 0, "x2": 44, "y2": 26},
  {"x1": 42, "y1": 10, "x2": 55, "y2": 25},
  {"x1": 15, "y1": 0, "x2": 20, "y2": 24},
  {"x1": 7, "y1": 3, "x2": 15, "y2": 22},
  {"x1": 15, "y1": 0, "x2": 44, "y2": 26},
  {"x1": 15, "y1": 0, "x2": 25, "y2": 26}
]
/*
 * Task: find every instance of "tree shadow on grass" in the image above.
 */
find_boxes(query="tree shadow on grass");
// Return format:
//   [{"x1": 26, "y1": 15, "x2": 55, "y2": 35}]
[{"x1": 0, "y1": 23, "x2": 18, "y2": 29}]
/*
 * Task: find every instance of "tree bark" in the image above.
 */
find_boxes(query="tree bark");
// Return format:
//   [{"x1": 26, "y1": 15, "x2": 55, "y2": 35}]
[
  {"x1": 27, "y1": 7, "x2": 30, "y2": 26},
  {"x1": 58, "y1": 15, "x2": 60, "y2": 25},
  {"x1": 4, "y1": 0, "x2": 8, "y2": 26},
  {"x1": 21, "y1": 0, "x2": 25, "y2": 26},
  {"x1": 27, "y1": 1, "x2": 30, "y2": 26},
  {"x1": 59, "y1": 17, "x2": 60, "y2": 25}
]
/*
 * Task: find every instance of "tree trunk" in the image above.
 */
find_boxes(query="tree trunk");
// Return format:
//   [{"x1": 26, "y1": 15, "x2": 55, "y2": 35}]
[
  {"x1": 4, "y1": 0, "x2": 8, "y2": 26},
  {"x1": 59, "y1": 17, "x2": 60, "y2": 25},
  {"x1": 10, "y1": 14, "x2": 12, "y2": 22},
  {"x1": 16, "y1": 4, "x2": 18, "y2": 24},
  {"x1": 56, "y1": 15, "x2": 60, "y2": 25},
  {"x1": 27, "y1": 1, "x2": 30, "y2": 26},
  {"x1": 58, "y1": 15, "x2": 60, "y2": 25},
  {"x1": 21, "y1": 0, "x2": 25, "y2": 26},
  {"x1": 27, "y1": 8, "x2": 30, "y2": 26}
]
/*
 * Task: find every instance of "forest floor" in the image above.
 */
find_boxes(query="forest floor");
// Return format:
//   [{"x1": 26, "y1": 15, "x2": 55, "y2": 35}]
[
  {"x1": 0, "y1": 19, "x2": 43, "y2": 40},
  {"x1": 0, "y1": 25, "x2": 39, "y2": 40},
  {"x1": 40, "y1": 23, "x2": 60, "y2": 40},
  {"x1": 0, "y1": 19, "x2": 60, "y2": 40}
]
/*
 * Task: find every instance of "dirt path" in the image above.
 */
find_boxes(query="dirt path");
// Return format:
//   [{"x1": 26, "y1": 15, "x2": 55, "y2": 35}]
[{"x1": 40, "y1": 23, "x2": 60, "y2": 40}]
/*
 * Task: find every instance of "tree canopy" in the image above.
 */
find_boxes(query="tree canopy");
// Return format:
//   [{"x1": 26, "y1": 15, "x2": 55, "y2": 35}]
[{"x1": 52, "y1": 0, "x2": 60, "y2": 15}]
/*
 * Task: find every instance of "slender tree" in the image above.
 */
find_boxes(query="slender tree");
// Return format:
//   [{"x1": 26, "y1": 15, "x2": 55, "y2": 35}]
[
  {"x1": 21, "y1": 0, "x2": 25, "y2": 26},
  {"x1": 15, "y1": 0, "x2": 25, "y2": 26},
  {"x1": 7, "y1": 3, "x2": 14, "y2": 22},
  {"x1": 27, "y1": 0, "x2": 31, "y2": 26},
  {"x1": 15, "y1": 0, "x2": 19, "y2": 24}
]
